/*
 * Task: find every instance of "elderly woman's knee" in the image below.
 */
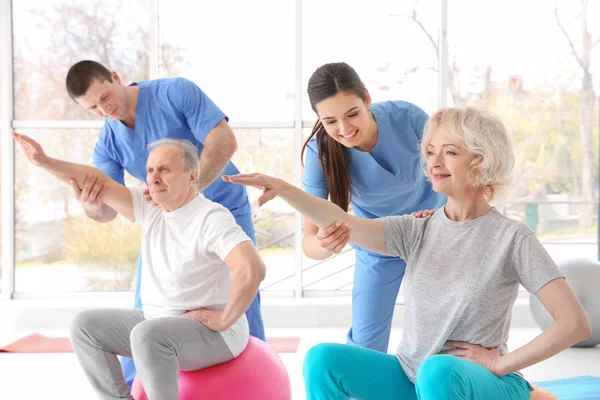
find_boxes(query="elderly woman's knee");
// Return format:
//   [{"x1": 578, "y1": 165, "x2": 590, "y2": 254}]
[
  {"x1": 303, "y1": 343, "x2": 344, "y2": 381},
  {"x1": 416, "y1": 355, "x2": 463, "y2": 387}
]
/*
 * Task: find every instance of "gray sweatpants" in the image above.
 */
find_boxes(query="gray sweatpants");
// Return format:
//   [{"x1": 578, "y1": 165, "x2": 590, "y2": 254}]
[{"x1": 69, "y1": 309, "x2": 234, "y2": 400}]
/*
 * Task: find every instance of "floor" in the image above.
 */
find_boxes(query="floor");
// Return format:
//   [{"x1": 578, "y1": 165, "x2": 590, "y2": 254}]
[{"x1": 1, "y1": 327, "x2": 599, "y2": 399}]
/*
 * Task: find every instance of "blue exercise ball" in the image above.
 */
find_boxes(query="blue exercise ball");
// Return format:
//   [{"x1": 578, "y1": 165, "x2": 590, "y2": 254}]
[{"x1": 529, "y1": 258, "x2": 600, "y2": 347}]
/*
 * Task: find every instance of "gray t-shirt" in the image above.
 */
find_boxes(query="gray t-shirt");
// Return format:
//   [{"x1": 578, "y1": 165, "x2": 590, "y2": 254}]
[{"x1": 379, "y1": 207, "x2": 564, "y2": 383}]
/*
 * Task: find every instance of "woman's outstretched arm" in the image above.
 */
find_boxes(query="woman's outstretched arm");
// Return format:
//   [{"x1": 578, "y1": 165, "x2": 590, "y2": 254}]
[{"x1": 224, "y1": 173, "x2": 388, "y2": 255}]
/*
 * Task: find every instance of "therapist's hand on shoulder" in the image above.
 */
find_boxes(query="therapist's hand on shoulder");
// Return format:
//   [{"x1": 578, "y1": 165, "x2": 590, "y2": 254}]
[
  {"x1": 411, "y1": 209, "x2": 435, "y2": 218},
  {"x1": 317, "y1": 221, "x2": 351, "y2": 254}
]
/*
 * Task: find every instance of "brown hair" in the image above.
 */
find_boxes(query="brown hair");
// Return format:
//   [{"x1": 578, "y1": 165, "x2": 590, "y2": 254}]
[
  {"x1": 65, "y1": 60, "x2": 113, "y2": 100},
  {"x1": 301, "y1": 62, "x2": 367, "y2": 212}
]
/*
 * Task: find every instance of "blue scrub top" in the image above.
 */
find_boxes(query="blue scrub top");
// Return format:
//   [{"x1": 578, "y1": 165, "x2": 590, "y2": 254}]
[
  {"x1": 93, "y1": 77, "x2": 251, "y2": 217},
  {"x1": 303, "y1": 100, "x2": 446, "y2": 220}
]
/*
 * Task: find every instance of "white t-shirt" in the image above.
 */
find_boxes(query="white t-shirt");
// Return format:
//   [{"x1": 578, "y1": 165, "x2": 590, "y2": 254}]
[{"x1": 130, "y1": 188, "x2": 251, "y2": 356}]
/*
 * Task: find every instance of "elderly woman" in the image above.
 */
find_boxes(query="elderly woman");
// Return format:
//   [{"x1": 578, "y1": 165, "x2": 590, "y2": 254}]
[{"x1": 224, "y1": 107, "x2": 591, "y2": 400}]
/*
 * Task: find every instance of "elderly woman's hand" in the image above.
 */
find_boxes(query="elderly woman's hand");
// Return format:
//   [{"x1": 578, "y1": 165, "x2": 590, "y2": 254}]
[
  {"x1": 440, "y1": 340, "x2": 503, "y2": 375},
  {"x1": 223, "y1": 173, "x2": 288, "y2": 207}
]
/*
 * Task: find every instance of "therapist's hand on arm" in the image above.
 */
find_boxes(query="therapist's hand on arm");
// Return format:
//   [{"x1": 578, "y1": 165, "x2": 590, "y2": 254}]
[{"x1": 303, "y1": 219, "x2": 351, "y2": 260}]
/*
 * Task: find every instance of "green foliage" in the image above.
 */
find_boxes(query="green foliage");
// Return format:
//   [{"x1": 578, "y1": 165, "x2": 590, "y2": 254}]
[
  {"x1": 490, "y1": 88, "x2": 598, "y2": 200},
  {"x1": 64, "y1": 215, "x2": 142, "y2": 265},
  {"x1": 63, "y1": 214, "x2": 141, "y2": 290}
]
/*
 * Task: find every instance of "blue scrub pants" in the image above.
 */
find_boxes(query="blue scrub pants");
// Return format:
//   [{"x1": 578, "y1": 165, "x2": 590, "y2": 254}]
[
  {"x1": 303, "y1": 343, "x2": 531, "y2": 400},
  {"x1": 119, "y1": 212, "x2": 265, "y2": 388},
  {"x1": 347, "y1": 249, "x2": 407, "y2": 352}
]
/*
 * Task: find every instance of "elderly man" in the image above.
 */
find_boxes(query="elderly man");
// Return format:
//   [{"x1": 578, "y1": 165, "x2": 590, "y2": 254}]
[
  {"x1": 13, "y1": 132, "x2": 266, "y2": 400},
  {"x1": 64, "y1": 60, "x2": 265, "y2": 386}
]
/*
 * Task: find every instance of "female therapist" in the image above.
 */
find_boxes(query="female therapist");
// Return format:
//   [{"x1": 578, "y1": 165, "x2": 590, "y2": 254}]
[{"x1": 301, "y1": 62, "x2": 445, "y2": 352}]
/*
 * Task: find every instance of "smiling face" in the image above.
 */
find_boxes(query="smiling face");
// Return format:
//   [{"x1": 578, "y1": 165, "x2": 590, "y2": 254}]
[
  {"x1": 425, "y1": 123, "x2": 480, "y2": 199},
  {"x1": 146, "y1": 145, "x2": 198, "y2": 211},
  {"x1": 74, "y1": 73, "x2": 128, "y2": 120},
  {"x1": 421, "y1": 107, "x2": 516, "y2": 203},
  {"x1": 314, "y1": 91, "x2": 375, "y2": 150}
]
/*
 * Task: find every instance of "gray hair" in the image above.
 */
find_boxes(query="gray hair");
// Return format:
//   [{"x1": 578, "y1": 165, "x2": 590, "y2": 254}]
[
  {"x1": 421, "y1": 107, "x2": 515, "y2": 202},
  {"x1": 148, "y1": 138, "x2": 200, "y2": 188}
]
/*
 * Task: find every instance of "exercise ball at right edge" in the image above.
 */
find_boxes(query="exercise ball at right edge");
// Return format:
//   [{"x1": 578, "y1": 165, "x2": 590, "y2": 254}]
[{"x1": 529, "y1": 258, "x2": 600, "y2": 347}]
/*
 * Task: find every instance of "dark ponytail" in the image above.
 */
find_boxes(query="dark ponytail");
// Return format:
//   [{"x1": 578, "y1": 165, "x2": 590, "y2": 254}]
[
  {"x1": 301, "y1": 62, "x2": 367, "y2": 212},
  {"x1": 301, "y1": 121, "x2": 351, "y2": 211}
]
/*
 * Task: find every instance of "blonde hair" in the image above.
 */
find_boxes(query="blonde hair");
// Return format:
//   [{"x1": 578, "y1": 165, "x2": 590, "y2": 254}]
[{"x1": 420, "y1": 107, "x2": 514, "y2": 201}]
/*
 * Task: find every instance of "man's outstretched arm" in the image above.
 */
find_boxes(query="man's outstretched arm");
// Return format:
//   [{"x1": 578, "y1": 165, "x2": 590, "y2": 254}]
[{"x1": 13, "y1": 132, "x2": 134, "y2": 222}]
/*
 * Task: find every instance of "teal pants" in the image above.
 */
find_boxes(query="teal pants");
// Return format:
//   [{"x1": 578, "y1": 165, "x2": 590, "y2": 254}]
[{"x1": 303, "y1": 343, "x2": 531, "y2": 400}]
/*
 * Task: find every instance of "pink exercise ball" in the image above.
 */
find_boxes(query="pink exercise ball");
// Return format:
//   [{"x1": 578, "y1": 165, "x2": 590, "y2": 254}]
[{"x1": 131, "y1": 337, "x2": 291, "y2": 400}]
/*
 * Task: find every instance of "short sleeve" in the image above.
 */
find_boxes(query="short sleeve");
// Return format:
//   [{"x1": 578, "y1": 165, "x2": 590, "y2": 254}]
[
  {"x1": 512, "y1": 232, "x2": 565, "y2": 294},
  {"x1": 93, "y1": 127, "x2": 125, "y2": 185},
  {"x1": 202, "y1": 207, "x2": 252, "y2": 260},
  {"x1": 166, "y1": 78, "x2": 227, "y2": 144},
  {"x1": 408, "y1": 103, "x2": 430, "y2": 140},
  {"x1": 302, "y1": 138, "x2": 329, "y2": 199},
  {"x1": 378, "y1": 215, "x2": 427, "y2": 261},
  {"x1": 129, "y1": 187, "x2": 153, "y2": 225}
]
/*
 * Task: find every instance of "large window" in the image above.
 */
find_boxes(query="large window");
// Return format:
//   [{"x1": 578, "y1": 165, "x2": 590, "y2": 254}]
[
  {"x1": 158, "y1": 0, "x2": 296, "y2": 123},
  {"x1": 12, "y1": 0, "x2": 150, "y2": 120},
  {"x1": 12, "y1": 0, "x2": 150, "y2": 293},
  {"x1": 13, "y1": 129, "x2": 142, "y2": 293},
  {"x1": 5, "y1": 0, "x2": 599, "y2": 297},
  {"x1": 448, "y1": 0, "x2": 600, "y2": 261},
  {"x1": 302, "y1": 0, "x2": 440, "y2": 118},
  {"x1": 232, "y1": 128, "x2": 297, "y2": 293}
]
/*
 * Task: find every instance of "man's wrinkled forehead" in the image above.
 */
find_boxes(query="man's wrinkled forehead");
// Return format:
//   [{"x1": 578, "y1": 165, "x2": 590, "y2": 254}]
[{"x1": 147, "y1": 146, "x2": 183, "y2": 169}]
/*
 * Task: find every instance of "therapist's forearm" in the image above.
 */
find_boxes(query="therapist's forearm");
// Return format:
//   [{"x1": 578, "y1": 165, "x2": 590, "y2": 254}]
[{"x1": 197, "y1": 128, "x2": 238, "y2": 192}]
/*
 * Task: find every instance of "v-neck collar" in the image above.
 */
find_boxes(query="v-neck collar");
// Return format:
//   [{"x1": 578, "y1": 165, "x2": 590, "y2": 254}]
[
  {"x1": 348, "y1": 108, "x2": 395, "y2": 176},
  {"x1": 117, "y1": 83, "x2": 143, "y2": 134}
]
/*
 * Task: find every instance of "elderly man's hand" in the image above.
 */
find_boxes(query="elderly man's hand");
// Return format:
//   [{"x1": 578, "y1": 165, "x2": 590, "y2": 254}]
[
  {"x1": 182, "y1": 308, "x2": 229, "y2": 332},
  {"x1": 13, "y1": 132, "x2": 50, "y2": 167}
]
